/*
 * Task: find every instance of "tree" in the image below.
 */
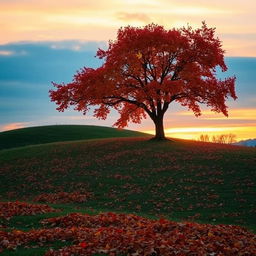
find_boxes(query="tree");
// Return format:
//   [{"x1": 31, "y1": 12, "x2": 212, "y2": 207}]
[
  {"x1": 49, "y1": 22, "x2": 236, "y2": 140},
  {"x1": 213, "y1": 133, "x2": 237, "y2": 144},
  {"x1": 199, "y1": 134, "x2": 210, "y2": 142},
  {"x1": 199, "y1": 133, "x2": 237, "y2": 144}
]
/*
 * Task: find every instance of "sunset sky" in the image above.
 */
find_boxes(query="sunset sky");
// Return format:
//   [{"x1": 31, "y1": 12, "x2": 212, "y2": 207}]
[{"x1": 0, "y1": 0, "x2": 255, "y2": 141}]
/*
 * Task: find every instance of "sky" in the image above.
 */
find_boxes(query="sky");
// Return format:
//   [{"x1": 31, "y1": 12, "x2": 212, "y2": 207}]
[{"x1": 0, "y1": 0, "x2": 256, "y2": 141}]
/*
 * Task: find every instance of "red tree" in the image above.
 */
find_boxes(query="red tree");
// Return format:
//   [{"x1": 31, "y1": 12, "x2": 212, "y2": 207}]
[{"x1": 50, "y1": 22, "x2": 236, "y2": 140}]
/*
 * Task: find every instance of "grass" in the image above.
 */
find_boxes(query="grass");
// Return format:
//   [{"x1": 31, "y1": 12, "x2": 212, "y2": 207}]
[
  {"x1": 0, "y1": 128, "x2": 255, "y2": 255},
  {"x1": 0, "y1": 124, "x2": 150, "y2": 150},
  {"x1": 1, "y1": 137, "x2": 255, "y2": 229}
]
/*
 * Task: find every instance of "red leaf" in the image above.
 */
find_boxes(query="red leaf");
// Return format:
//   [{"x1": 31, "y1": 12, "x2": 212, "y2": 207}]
[{"x1": 79, "y1": 241, "x2": 87, "y2": 248}]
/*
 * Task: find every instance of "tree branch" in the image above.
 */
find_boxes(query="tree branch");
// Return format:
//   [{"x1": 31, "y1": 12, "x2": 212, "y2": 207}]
[{"x1": 102, "y1": 95, "x2": 154, "y2": 119}]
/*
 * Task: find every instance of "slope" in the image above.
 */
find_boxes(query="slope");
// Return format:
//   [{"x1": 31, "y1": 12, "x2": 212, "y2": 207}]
[
  {"x1": 0, "y1": 125, "x2": 150, "y2": 150},
  {"x1": 1, "y1": 137, "x2": 255, "y2": 231}
]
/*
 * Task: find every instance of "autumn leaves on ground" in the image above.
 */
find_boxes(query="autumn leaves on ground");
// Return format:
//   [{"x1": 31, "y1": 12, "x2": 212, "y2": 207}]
[{"x1": 0, "y1": 125, "x2": 255, "y2": 255}]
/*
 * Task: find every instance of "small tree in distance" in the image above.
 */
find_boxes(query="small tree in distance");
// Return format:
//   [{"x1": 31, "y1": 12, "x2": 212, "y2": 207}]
[
  {"x1": 50, "y1": 22, "x2": 236, "y2": 140},
  {"x1": 199, "y1": 134, "x2": 210, "y2": 142},
  {"x1": 212, "y1": 133, "x2": 237, "y2": 144},
  {"x1": 199, "y1": 133, "x2": 237, "y2": 144}
]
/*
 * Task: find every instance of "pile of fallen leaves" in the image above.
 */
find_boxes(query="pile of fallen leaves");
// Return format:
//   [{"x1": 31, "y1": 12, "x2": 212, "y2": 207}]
[
  {"x1": 0, "y1": 212, "x2": 255, "y2": 255},
  {"x1": 0, "y1": 201, "x2": 57, "y2": 220},
  {"x1": 33, "y1": 192, "x2": 93, "y2": 204}
]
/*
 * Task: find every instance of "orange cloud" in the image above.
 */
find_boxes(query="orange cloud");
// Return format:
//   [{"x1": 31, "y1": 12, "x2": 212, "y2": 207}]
[
  {"x1": 0, "y1": 122, "x2": 28, "y2": 132},
  {"x1": 117, "y1": 12, "x2": 150, "y2": 23},
  {"x1": 0, "y1": 0, "x2": 256, "y2": 56},
  {"x1": 178, "y1": 108, "x2": 256, "y2": 121}
]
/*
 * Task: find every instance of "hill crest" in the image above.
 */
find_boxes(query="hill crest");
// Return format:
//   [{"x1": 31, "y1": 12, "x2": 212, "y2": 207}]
[{"x1": 0, "y1": 124, "x2": 150, "y2": 150}]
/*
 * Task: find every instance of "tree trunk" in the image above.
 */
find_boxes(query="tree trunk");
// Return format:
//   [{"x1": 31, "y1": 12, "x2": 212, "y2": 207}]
[{"x1": 153, "y1": 115, "x2": 166, "y2": 140}]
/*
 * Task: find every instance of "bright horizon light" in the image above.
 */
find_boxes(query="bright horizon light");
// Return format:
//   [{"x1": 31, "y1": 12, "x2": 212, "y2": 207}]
[{"x1": 144, "y1": 126, "x2": 256, "y2": 141}]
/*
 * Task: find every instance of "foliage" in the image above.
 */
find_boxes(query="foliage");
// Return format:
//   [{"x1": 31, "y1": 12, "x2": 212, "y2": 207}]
[
  {"x1": 0, "y1": 201, "x2": 57, "y2": 220},
  {"x1": 1, "y1": 210, "x2": 256, "y2": 255},
  {"x1": 33, "y1": 192, "x2": 93, "y2": 204},
  {"x1": 50, "y1": 23, "x2": 236, "y2": 139}
]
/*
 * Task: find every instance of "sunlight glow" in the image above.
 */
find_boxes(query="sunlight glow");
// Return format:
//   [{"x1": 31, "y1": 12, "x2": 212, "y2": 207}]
[
  {"x1": 165, "y1": 127, "x2": 231, "y2": 133},
  {"x1": 144, "y1": 126, "x2": 256, "y2": 141},
  {"x1": 179, "y1": 108, "x2": 256, "y2": 120},
  {"x1": 161, "y1": 7, "x2": 229, "y2": 15},
  {"x1": 121, "y1": 0, "x2": 158, "y2": 5}
]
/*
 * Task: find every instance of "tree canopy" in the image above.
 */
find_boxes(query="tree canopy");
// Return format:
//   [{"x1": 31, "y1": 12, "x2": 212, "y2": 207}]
[{"x1": 50, "y1": 22, "x2": 236, "y2": 140}]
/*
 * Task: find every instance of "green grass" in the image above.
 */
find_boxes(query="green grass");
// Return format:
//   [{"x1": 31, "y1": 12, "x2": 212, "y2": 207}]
[
  {"x1": 1, "y1": 137, "x2": 255, "y2": 230},
  {"x1": 0, "y1": 124, "x2": 150, "y2": 150},
  {"x1": 0, "y1": 131, "x2": 255, "y2": 255}
]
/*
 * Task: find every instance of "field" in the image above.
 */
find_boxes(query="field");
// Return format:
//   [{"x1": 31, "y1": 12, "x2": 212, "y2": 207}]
[{"x1": 0, "y1": 125, "x2": 256, "y2": 255}]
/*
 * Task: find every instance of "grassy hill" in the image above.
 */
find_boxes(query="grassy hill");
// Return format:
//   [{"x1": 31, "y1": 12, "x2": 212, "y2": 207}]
[
  {"x1": 0, "y1": 135, "x2": 255, "y2": 255},
  {"x1": 0, "y1": 125, "x2": 150, "y2": 150}
]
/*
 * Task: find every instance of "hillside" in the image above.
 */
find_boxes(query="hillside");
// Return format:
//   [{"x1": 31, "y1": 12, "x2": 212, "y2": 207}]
[
  {"x1": 0, "y1": 125, "x2": 150, "y2": 150},
  {"x1": 235, "y1": 138, "x2": 256, "y2": 147},
  {"x1": 1, "y1": 137, "x2": 256, "y2": 254},
  {"x1": 1, "y1": 138, "x2": 255, "y2": 228}
]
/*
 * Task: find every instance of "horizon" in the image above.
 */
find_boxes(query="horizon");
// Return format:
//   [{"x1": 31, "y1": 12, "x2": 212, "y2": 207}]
[
  {"x1": 0, "y1": 0, "x2": 255, "y2": 141},
  {"x1": 1, "y1": 123, "x2": 256, "y2": 143}
]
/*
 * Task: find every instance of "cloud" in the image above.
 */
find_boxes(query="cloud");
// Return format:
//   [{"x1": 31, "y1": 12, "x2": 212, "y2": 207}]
[
  {"x1": 117, "y1": 12, "x2": 151, "y2": 23},
  {"x1": 0, "y1": 41, "x2": 103, "y2": 83},
  {"x1": 1, "y1": 0, "x2": 256, "y2": 56},
  {"x1": 178, "y1": 108, "x2": 256, "y2": 121},
  {"x1": 0, "y1": 122, "x2": 29, "y2": 132},
  {"x1": 221, "y1": 33, "x2": 256, "y2": 40},
  {"x1": 0, "y1": 50, "x2": 14, "y2": 56},
  {"x1": 0, "y1": 41, "x2": 104, "y2": 127},
  {"x1": 0, "y1": 49, "x2": 27, "y2": 56},
  {"x1": 48, "y1": 41, "x2": 107, "y2": 52}
]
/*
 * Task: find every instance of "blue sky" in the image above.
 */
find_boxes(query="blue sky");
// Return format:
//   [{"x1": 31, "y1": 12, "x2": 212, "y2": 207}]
[
  {"x1": 0, "y1": 41, "x2": 103, "y2": 125},
  {"x1": 0, "y1": 41, "x2": 255, "y2": 140}
]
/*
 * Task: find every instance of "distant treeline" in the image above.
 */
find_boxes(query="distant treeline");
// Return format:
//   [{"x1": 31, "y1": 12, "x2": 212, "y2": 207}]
[{"x1": 198, "y1": 134, "x2": 237, "y2": 144}]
